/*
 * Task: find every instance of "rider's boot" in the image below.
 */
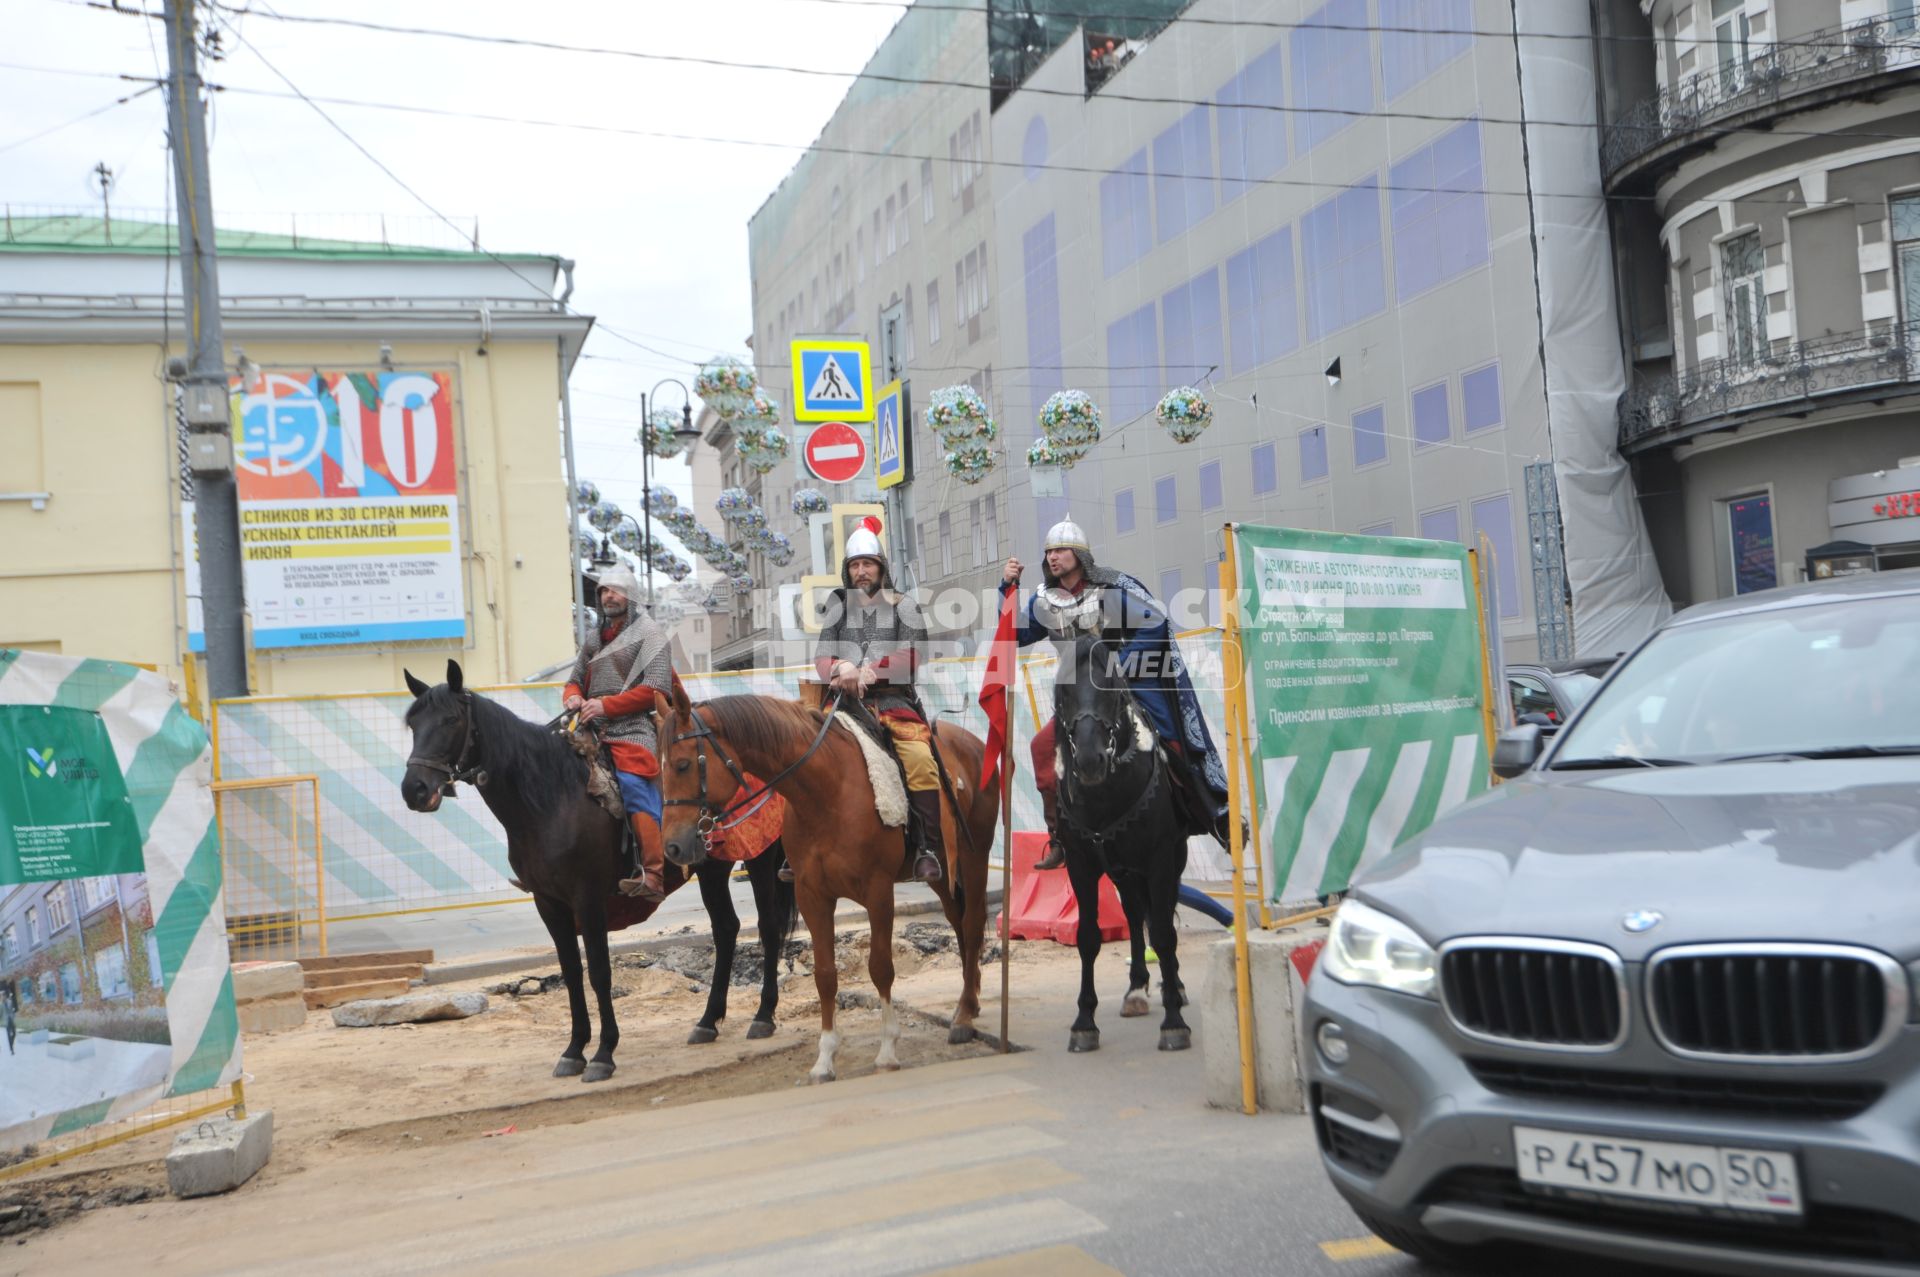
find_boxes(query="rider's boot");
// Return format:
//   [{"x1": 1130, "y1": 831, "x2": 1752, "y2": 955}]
[
  {"x1": 908, "y1": 789, "x2": 945, "y2": 883},
  {"x1": 1033, "y1": 787, "x2": 1067, "y2": 870},
  {"x1": 618, "y1": 812, "x2": 667, "y2": 901}
]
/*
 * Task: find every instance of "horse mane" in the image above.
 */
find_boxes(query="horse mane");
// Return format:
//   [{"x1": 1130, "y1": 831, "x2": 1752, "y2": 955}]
[
  {"x1": 411, "y1": 686, "x2": 588, "y2": 821},
  {"x1": 699, "y1": 694, "x2": 828, "y2": 755}
]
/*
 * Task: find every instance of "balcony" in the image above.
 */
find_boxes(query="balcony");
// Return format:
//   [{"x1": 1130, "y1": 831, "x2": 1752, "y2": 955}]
[
  {"x1": 1603, "y1": 18, "x2": 1920, "y2": 186},
  {"x1": 1619, "y1": 324, "x2": 1920, "y2": 453}
]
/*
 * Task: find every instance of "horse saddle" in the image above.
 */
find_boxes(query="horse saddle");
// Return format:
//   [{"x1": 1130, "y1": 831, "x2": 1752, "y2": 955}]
[{"x1": 561, "y1": 725, "x2": 627, "y2": 820}]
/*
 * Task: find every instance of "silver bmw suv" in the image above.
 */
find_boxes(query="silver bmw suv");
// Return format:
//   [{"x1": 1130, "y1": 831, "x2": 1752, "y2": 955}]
[{"x1": 1302, "y1": 569, "x2": 1920, "y2": 1275}]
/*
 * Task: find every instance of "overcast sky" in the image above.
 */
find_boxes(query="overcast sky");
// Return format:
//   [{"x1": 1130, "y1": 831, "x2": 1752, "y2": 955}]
[{"x1": 0, "y1": 0, "x2": 903, "y2": 518}]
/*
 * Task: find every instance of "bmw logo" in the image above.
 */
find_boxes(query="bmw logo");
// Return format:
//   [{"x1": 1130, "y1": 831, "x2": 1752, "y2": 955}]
[{"x1": 1622, "y1": 909, "x2": 1664, "y2": 934}]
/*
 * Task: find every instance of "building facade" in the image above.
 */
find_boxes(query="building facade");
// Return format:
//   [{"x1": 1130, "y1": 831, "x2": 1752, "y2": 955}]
[
  {"x1": 0, "y1": 216, "x2": 590, "y2": 698},
  {"x1": 1600, "y1": 0, "x2": 1920, "y2": 600},
  {"x1": 0, "y1": 876, "x2": 160, "y2": 1020}
]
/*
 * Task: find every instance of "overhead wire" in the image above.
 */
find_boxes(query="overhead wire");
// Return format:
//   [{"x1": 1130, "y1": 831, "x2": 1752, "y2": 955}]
[{"x1": 0, "y1": 82, "x2": 161, "y2": 156}]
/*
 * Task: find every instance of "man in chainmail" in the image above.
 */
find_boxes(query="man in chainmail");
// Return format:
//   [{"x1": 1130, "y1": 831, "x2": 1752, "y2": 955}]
[
  {"x1": 563, "y1": 565, "x2": 676, "y2": 900},
  {"x1": 1000, "y1": 514, "x2": 1232, "y2": 869},
  {"x1": 814, "y1": 516, "x2": 944, "y2": 883}
]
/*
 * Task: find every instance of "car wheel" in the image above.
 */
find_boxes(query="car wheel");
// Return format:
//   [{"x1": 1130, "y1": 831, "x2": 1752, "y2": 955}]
[{"x1": 1352, "y1": 1210, "x2": 1490, "y2": 1271}]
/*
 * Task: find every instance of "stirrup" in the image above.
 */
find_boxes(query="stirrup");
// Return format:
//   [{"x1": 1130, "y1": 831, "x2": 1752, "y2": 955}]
[
  {"x1": 912, "y1": 850, "x2": 943, "y2": 883},
  {"x1": 777, "y1": 861, "x2": 795, "y2": 883},
  {"x1": 1033, "y1": 840, "x2": 1066, "y2": 870},
  {"x1": 619, "y1": 874, "x2": 665, "y2": 902}
]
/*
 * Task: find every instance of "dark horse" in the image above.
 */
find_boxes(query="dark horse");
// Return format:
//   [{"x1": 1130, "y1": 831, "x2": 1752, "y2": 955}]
[
  {"x1": 399, "y1": 661, "x2": 795, "y2": 1082},
  {"x1": 654, "y1": 685, "x2": 997, "y2": 1082},
  {"x1": 1054, "y1": 634, "x2": 1192, "y2": 1053}
]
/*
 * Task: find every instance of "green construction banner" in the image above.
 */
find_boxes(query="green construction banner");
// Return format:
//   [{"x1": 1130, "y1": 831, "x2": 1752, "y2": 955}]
[
  {"x1": 1231, "y1": 526, "x2": 1490, "y2": 903},
  {"x1": 0, "y1": 705, "x2": 143, "y2": 885}
]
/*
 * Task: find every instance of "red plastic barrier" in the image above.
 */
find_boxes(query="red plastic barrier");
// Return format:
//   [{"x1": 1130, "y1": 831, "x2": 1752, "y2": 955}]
[{"x1": 998, "y1": 830, "x2": 1129, "y2": 946}]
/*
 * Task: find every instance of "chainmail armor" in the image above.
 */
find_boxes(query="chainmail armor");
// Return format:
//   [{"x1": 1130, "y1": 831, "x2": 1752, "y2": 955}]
[{"x1": 568, "y1": 613, "x2": 673, "y2": 756}]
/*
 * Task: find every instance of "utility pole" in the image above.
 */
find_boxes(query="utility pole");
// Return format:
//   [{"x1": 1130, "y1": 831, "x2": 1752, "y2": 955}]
[
  {"x1": 93, "y1": 162, "x2": 112, "y2": 244},
  {"x1": 163, "y1": 0, "x2": 249, "y2": 698}
]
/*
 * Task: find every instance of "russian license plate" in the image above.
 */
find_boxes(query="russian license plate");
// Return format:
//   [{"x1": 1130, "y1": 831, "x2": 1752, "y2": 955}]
[{"x1": 1513, "y1": 1126, "x2": 1802, "y2": 1217}]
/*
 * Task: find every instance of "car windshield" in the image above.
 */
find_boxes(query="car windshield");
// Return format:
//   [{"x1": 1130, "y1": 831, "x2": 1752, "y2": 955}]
[
  {"x1": 1554, "y1": 671, "x2": 1605, "y2": 708},
  {"x1": 1552, "y1": 593, "x2": 1920, "y2": 766}
]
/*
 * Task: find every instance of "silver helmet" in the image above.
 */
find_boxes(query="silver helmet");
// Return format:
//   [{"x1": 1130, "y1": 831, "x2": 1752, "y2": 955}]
[{"x1": 1044, "y1": 513, "x2": 1089, "y2": 553}]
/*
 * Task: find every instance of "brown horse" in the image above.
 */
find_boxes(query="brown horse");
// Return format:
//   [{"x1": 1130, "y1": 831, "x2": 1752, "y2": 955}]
[{"x1": 655, "y1": 686, "x2": 997, "y2": 1082}]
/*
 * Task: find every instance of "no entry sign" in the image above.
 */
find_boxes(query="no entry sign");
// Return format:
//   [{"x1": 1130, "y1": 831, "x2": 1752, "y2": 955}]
[{"x1": 802, "y1": 421, "x2": 868, "y2": 484}]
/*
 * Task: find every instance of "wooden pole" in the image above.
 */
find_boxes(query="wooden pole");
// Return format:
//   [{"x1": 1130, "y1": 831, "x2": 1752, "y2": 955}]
[
  {"x1": 1219, "y1": 528, "x2": 1258, "y2": 1116},
  {"x1": 998, "y1": 756, "x2": 1013, "y2": 1053}
]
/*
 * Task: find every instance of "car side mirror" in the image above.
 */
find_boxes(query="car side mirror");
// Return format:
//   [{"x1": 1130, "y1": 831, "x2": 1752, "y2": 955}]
[
  {"x1": 1517, "y1": 711, "x2": 1556, "y2": 728},
  {"x1": 1492, "y1": 724, "x2": 1543, "y2": 779}
]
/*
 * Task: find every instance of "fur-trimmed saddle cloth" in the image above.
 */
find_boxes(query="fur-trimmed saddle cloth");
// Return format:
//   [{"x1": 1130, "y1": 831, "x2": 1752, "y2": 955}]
[
  {"x1": 831, "y1": 714, "x2": 909, "y2": 828},
  {"x1": 564, "y1": 729, "x2": 627, "y2": 819}
]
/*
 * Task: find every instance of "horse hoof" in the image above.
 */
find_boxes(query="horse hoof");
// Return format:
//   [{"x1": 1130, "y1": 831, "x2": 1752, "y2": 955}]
[
  {"x1": 1158, "y1": 1028, "x2": 1192, "y2": 1052},
  {"x1": 808, "y1": 1069, "x2": 836, "y2": 1085},
  {"x1": 1119, "y1": 992, "x2": 1151, "y2": 1018},
  {"x1": 687, "y1": 1024, "x2": 720, "y2": 1045},
  {"x1": 947, "y1": 1024, "x2": 977, "y2": 1045},
  {"x1": 1068, "y1": 1029, "x2": 1101, "y2": 1053},
  {"x1": 583, "y1": 1060, "x2": 616, "y2": 1083},
  {"x1": 746, "y1": 1020, "x2": 776, "y2": 1040},
  {"x1": 553, "y1": 1057, "x2": 586, "y2": 1078}
]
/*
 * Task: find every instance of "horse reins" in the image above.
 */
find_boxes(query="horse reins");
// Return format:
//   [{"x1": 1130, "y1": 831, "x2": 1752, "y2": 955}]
[
  {"x1": 406, "y1": 692, "x2": 489, "y2": 794},
  {"x1": 666, "y1": 691, "x2": 843, "y2": 851}
]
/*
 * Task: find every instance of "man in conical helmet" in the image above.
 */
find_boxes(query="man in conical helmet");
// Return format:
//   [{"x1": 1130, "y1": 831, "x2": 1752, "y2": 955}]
[
  {"x1": 563, "y1": 565, "x2": 676, "y2": 901},
  {"x1": 814, "y1": 516, "x2": 945, "y2": 883},
  {"x1": 1001, "y1": 513, "x2": 1232, "y2": 868}
]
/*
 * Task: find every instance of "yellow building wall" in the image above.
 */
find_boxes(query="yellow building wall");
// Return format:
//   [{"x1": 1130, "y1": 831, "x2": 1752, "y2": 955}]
[{"x1": 0, "y1": 338, "x2": 574, "y2": 699}]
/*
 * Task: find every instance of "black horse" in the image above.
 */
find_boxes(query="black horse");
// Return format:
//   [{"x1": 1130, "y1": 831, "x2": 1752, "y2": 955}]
[
  {"x1": 1054, "y1": 635, "x2": 1192, "y2": 1053},
  {"x1": 399, "y1": 660, "x2": 794, "y2": 1082}
]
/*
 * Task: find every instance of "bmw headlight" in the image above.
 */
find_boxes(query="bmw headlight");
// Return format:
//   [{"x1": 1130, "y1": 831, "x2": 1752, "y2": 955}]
[{"x1": 1322, "y1": 900, "x2": 1438, "y2": 999}]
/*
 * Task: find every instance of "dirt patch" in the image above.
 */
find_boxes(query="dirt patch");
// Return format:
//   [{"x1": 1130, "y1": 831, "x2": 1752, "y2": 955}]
[{"x1": 0, "y1": 922, "x2": 1010, "y2": 1240}]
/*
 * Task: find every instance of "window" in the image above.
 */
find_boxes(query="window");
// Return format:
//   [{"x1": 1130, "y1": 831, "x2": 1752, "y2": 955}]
[
  {"x1": 60, "y1": 961, "x2": 81, "y2": 1004},
  {"x1": 1471, "y1": 493, "x2": 1522, "y2": 618},
  {"x1": 1, "y1": 923, "x2": 14, "y2": 963},
  {"x1": 1299, "y1": 427, "x2": 1329, "y2": 482},
  {"x1": 1159, "y1": 568, "x2": 1183, "y2": 612},
  {"x1": 1100, "y1": 149, "x2": 1153, "y2": 277},
  {"x1": 950, "y1": 130, "x2": 962, "y2": 195},
  {"x1": 1155, "y1": 474, "x2": 1178, "y2": 524},
  {"x1": 1106, "y1": 302, "x2": 1159, "y2": 425},
  {"x1": 146, "y1": 929, "x2": 163, "y2": 989},
  {"x1": 970, "y1": 498, "x2": 985, "y2": 565},
  {"x1": 971, "y1": 110, "x2": 984, "y2": 178},
  {"x1": 97, "y1": 941, "x2": 130, "y2": 998},
  {"x1": 25, "y1": 906, "x2": 39, "y2": 946},
  {"x1": 927, "y1": 279, "x2": 942, "y2": 345},
  {"x1": 1713, "y1": 0, "x2": 1752, "y2": 94},
  {"x1": 1722, "y1": 230, "x2": 1766, "y2": 364},
  {"x1": 903, "y1": 286, "x2": 915, "y2": 362},
  {"x1": 1116, "y1": 487, "x2": 1137, "y2": 535},
  {"x1": 1153, "y1": 105, "x2": 1215, "y2": 244},
  {"x1": 1302, "y1": 176, "x2": 1387, "y2": 340},
  {"x1": 1292, "y1": 0, "x2": 1374, "y2": 155},
  {"x1": 939, "y1": 511, "x2": 953, "y2": 577},
  {"x1": 1226, "y1": 227, "x2": 1299, "y2": 374},
  {"x1": 1895, "y1": 0, "x2": 1918, "y2": 36},
  {"x1": 1462, "y1": 363, "x2": 1502, "y2": 432},
  {"x1": 1411, "y1": 382, "x2": 1450, "y2": 447},
  {"x1": 46, "y1": 883, "x2": 69, "y2": 930},
  {"x1": 921, "y1": 159, "x2": 935, "y2": 222},
  {"x1": 1509, "y1": 672, "x2": 1559, "y2": 725},
  {"x1": 885, "y1": 194, "x2": 898, "y2": 256},
  {"x1": 1162, "y1": 266, "x2": 1225, "y2": 388},
  {"x1": 985, "y1": 493, "x2": 1000, "y2": 560},
  {"x1": 1218, "y1": 44, "x2": 1286, "y2": 204},
  {"x1": 897, "y1": 181, "x2": 911, "y2": 248},
  {"x1": 1420, "y1": 505, "x2": 1461, "y2": 542},
  {"x1": 873, "y1": 210, "x2": 883, "y2": 267},
  {"x1": 1252, "y1": 441, "x2": 1278, "y2": 494},
  {"x1": 1389, "y1": 120, "x2": 1490, "y2": 302},
  {"x1": 977, "y1": 240, "x2": 989, "y2": 309},
  {"x1": 1199, "y1": 460, "x2": 1224, "y2": 511},
  {"x1": 1023, "y1": 216, "x2": 1064, "y2": 404},
  {"x1": 1894, "y1": 194, "x2": 1920, "y2": 334},
  {"x1": 1380, "y1": 0, "x2": 1472, "y2": 99},
  {"x1": 39, "y1": 971, "x2": 54, "y2": 1004},
  {"x1": 1353, "y1": 405, "x2": 1387, "y2": 467},
  {"x1": 1724, "y1": 491, "x2": 1776, "y2": 595}
]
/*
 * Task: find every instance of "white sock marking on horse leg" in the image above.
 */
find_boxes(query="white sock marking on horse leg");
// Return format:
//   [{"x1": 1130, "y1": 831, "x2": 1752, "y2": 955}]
[
  {"x1": 810, "y1": 1028, "x2": 841, "y2": 1083},
  {"x1": 875, "y1": 997, "x2": 901, "y2": 1071}
]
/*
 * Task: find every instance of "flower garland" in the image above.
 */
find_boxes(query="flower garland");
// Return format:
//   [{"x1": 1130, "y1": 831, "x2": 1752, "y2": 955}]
[
  {"x1": 645, "y1": 488, "x2": 679, "y2": 517},
  {"x1": 926, "y1": 384, "x2": 995, "y2": 447},
  {"x1": 640, "y1": 407, "x2": 688, "y2": 458},
  {"x1": 764, "y1": 532, "x2": 795, "y2": 567},
  {"x1": 587, "y1": 500, "x2": 624, "y2": 532},
  {"x1": 695, "y1": 355, "x2": 757, "y2": 419},
  {"x1": 1038, "y1": 390, "x2": 1101, "y2": 467},
  {"x1": 575, "y1": 480, "x2": 601, "y2": 508},
  {"x1": 791, "y1": 488, "x2": 830, "y2": 516},
  {"x1": 714, "y1": 487, "x2": 757, "y2": 521},
  {"x1": 945, "y1": 445, "x2": 997, "y2": 485},
  {"x1": 1155, "y1": 386, "x2": 1213, "y2": 444},
  {"x1": 1026, "y1": 437, "x2": 1062, "y2": 469}
]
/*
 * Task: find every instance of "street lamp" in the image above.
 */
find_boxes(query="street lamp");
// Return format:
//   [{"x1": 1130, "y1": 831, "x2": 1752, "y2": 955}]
[{"x1": 641, "y1": 379, "x2": 700, "y2": 606}]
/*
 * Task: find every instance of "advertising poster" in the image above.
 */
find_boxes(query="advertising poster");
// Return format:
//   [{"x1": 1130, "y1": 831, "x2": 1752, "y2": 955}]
[
  {"x1": 1232, "y1": 526, "x2": 1490, "y2": 902},
  {"x1": 1, "y1": 651, "x2": 240, "y2": 1149},
  {"x1": 186, "y1": 369, "x2": 467, "y2": 651}
]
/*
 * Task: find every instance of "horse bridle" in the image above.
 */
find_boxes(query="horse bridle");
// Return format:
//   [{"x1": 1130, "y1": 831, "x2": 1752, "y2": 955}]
[
  {"x1": 406, "y1": 692, "x2": 489, "y2": 794},
  {"x1": 1057, "y1": 696, "x2": 1163, "y2": 855},
  {"x1": 664, "y1": 691, "x2": 843, "y2": 852}
]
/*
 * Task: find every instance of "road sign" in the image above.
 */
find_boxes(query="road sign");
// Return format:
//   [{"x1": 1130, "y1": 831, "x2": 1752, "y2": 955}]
[
  {"x1": 874, "y1": 379, "x2": 910, "y2": 490},
  {"x1": 803, "y1": 421, "x2": 869, "y2": 484},
  {"x1": 791, "y1": 339, "x2": 874, "y2": 421}
]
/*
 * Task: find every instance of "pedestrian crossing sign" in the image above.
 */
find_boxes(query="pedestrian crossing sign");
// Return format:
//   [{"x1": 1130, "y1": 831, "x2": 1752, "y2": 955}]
[
  {"x1": 791, "y1": 339, "x2": 874, "y2": 422},
  {"x1": 874, "y1": 379, "x2": 909, "y2": 489}
]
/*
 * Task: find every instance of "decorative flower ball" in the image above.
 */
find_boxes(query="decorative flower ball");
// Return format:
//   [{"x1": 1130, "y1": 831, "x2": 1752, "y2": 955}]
[
  {"x1": 729, "y1": 573, "x2": 755, "y2": 595},
  {"x1": 944, "y1": 443, "x2": 997, "y2": 485},
  {"x1": 695, "y1": 356, "x2": 758, "y2": 419},
  {"x1": 927, "y1": 384, "x2": 995, "y2": 448},
  {"x1": 765, "y1": 532, "x2": 794, "y2": 566},
  {"x1": 575, "y1": 531, "x2": 599, "y2": 560},
  {"x1": 792, "y1": 488, "x2": 829, "y2": 516},
  {"x1": 735, "y1": 507, "x2": 768, "y2": 533},
  {"x1": 1156, "y1": 386, "x2": 1213, "y2": 444},
  {"x1": 645, "y1": 488, "x2": 679, "y2": 517},
  {"x1": 1039, "y1": 390, "x2": 1102, "y2": 459},
  {"x1": 744, "y1": 391, "x2": 782, "y2": 428},
  {"x1": 587, "y1": 500, "x2": 623, "y2": 532},
  {"x1": 659, "y1": 508, "x2": 697, "y2": 536},
  {"x1": 641, "y1": 407, "x2": 688, "y2": 458},
  {"x1": 611, "y1": 525, "x2": 641, "y2": 553},
  {"x1": 1026, "y1": 437, "x2": 1062, "y2": 468},
  {"x1": 714, "y1": 487, "x2": 755, "y2": 520},
  {"x1": 575, "y1": 480, "x2": 601, "y2": 508},
  {"x1": 666, "y1": 559, "x2": 692, "y2": 582}
]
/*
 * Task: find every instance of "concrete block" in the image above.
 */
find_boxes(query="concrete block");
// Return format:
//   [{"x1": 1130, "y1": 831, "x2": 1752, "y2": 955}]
[
  {"x1": 231, "y1": 960, "x2": 304, "y2": 1002},
  {"x1": 238, "y1": 993, "x2": 307, "y2": 1036},
  {"x1": 1198, "y1": 930, "x2": 1325, "y2": 1114},
  {"x1": 331, "y1": 991, "x2": 487, "y2": 1028},
  {"x1": 48, "y1": 1035, "x2": 95, "y2": 1063},
  {"x1": 166, "y1": 1112, "x2": 274, "y2": 1199}
]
